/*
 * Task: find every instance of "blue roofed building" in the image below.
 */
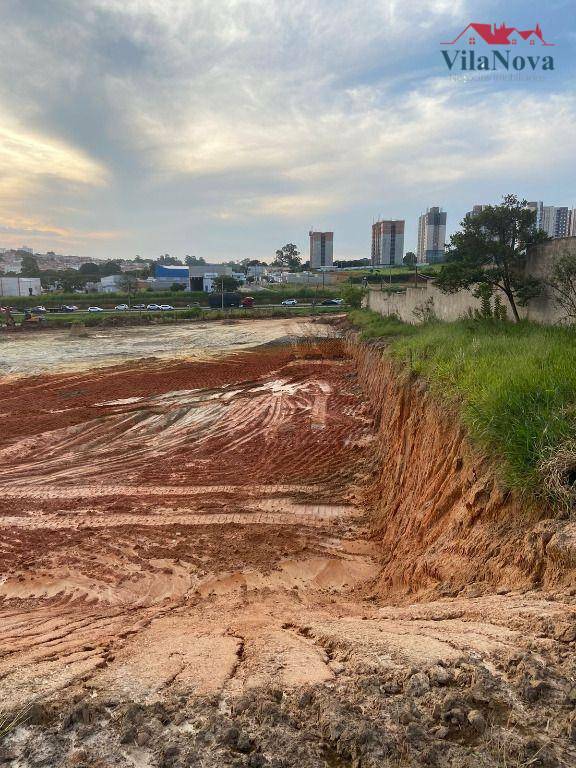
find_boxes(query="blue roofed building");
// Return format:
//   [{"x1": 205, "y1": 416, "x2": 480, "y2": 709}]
[{"x1": 153, "y1": 263, "x2": 190, "y2": 289}]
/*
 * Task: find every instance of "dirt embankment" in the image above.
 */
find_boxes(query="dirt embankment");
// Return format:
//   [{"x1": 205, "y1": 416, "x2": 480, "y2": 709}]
[{"x1": 348, "y1": 335, "x2": 576, "y2": 600}]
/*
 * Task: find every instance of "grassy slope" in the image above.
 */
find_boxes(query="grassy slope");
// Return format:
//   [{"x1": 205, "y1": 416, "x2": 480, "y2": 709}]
[{"x1": 349, "y1": 310, "x2": 576, "y2": 508}]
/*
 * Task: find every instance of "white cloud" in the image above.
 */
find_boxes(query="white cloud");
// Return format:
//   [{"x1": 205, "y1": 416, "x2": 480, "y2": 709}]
[{"x1": 0, "y1": 0, "x2": 573, "y2": 258}]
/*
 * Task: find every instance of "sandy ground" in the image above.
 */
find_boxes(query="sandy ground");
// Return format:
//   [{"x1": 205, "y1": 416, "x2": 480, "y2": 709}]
[{"x1": 0, "y1": 325, "x2": 575, "y2": 767}]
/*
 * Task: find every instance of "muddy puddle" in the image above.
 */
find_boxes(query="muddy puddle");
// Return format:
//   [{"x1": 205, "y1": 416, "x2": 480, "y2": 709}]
[{"x1": 0, "y1": 317, "x2": 334, "y2": 377}]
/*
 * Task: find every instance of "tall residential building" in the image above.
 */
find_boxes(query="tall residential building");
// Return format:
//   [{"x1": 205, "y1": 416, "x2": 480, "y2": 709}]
[
  {"x1": 309, "y1": 231, "x2": 333, "y2": 268},
  {"x1": 467, "y1": 204, "x2": 490, "y2": 218},
  {"x1": 526, "y1": 201, "x2": 543, "y2": 230},
  {"x1": 371, "y1": 219, "x2": 404, "y2": 266},
  {"x1": 417, "y1": 207, "x2": 447, "y2": 264},
  {"x1": 528, "y1": 202, "x2": 569, "y2": 238}
]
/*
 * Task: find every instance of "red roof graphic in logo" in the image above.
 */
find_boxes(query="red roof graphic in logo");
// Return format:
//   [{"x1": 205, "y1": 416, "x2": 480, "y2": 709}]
[{"x1": 442, "y1": 22, "x2": 555, "y2": 46}]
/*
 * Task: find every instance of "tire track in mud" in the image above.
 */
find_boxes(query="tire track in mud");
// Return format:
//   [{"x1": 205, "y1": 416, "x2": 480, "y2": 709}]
[
  {"x1": 0, "y1": 340, "x2": 386, "y2": 722},
  {"x1": 0, "y1": 510, "x2": 358, "y2": 530}
]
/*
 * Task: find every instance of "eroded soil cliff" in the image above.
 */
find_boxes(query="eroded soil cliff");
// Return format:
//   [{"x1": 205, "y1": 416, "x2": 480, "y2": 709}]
[{"x1": 348, "y1": 336, "x2": 576, "y2": 601}]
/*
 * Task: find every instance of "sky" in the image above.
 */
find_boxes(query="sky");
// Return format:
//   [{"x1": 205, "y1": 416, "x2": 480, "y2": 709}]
[{"x1": 0, "y1": 0, "x2": 574, "y2": 262}]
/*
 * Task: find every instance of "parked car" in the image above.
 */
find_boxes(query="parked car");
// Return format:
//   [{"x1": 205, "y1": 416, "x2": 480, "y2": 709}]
[
  {"x1": 115, "y1": 304, "x2": 129, "y2": 311},
  {"x1": 281, "y1": 299, "x2": 298, "y2": 306},
  {"x1": 321, "y1": 298, "x2": 344, "y2": 306},
  {"x1": 31, "y1": 306, "x2": 47, "y2": 314},
  {"x1": 87, "y1": 306, "x2": 104, "y2": 312},
  {"x1": 65, "y1": 305, "x2": 79, "y2": 312},
  {"x1": 241, "y1": 296, "x2": 255, "y2": 308},
  {"x1": 146, "y1": 303, "x2": 161, "y2": 311},
  {"x1": 159, "y1": 304, "x2": 175, "y2": 311},
  {"x1": 132, "y1": 304, "x2": 146, "y2": 310}
]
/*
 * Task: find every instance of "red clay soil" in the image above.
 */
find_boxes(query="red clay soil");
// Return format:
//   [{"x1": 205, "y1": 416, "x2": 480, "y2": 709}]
[
  {"x1": 348, "y1": 337, "x2": 576, "y2": 599},
  {"x1": 1, "y1": 337, "x2": 576, "y2": 768}
]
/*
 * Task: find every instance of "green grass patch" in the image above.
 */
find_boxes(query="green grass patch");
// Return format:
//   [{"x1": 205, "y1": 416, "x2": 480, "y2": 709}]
[
  {"x1": 31, "y1": 304, "x2": 344, "y2": 328},
  {"x1": 349, "y1": 310, "x2": 576, "y2": 509}
]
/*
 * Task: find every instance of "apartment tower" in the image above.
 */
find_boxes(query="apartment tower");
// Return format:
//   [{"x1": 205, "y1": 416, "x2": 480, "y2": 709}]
[
  {"x1": 417, "y1": 207, "x2": 447, "y2": 264},
  {"x1": 309, "y1": 231, "x2": 333, "y2": 268},
  {"x1": 371, "y1": 219, "x2": 404, "y2": 266}
]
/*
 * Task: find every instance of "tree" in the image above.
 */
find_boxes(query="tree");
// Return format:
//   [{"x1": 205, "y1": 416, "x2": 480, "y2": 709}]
[
  {"x1": 547, "y1": 249, "x2": 576, "y2": 324},
  {"x1": 211, "y1": 275, "x2": 240, "y2": 292},
  {"x1": 119, "y1": 273, "x2": 139, "y2": 294},
  {"x1": 333, "y1": 258, "x2": 371, "y2": 269},
  {"x1": 273, "y1": 244, "x2": 301, "y2": 270},
  {"x1": 20, "y1": 255, "x2": 40, "y2": 277},
  {"x1": 341, "y1": 284, "x2": 366, "y2": 309},
  {"x1": 99, "y1": 260, "x2": 123, "y2": 277},
  {"x1": 158, "y1": 254, "x2": 183, "y2": 266},
  {"x1": 79, "y1": 262, "x2": 101, "y2": 276},
  {"x1": 403, "y1": 252, "x2": 417, "y2": 267},
  {"x1": 185, "y1": 255, "x2": 206, "y2": 266},
  {"x1": 40, "y1": 269, "x2": 87, "y2": 293},
  {"x1": 171, "y1": 282, "x2": 186, "y2": 292},
  {"x1": 435, "y1": 195, "x2": 547, "y2": 322}
]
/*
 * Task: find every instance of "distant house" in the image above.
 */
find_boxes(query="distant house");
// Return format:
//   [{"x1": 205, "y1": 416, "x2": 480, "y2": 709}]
[{"x1": 98, "y1": 275, "x2": 125, "y2": 293}]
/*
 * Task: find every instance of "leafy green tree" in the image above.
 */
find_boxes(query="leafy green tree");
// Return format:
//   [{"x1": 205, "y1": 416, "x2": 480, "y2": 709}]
[
  {"x1": 273, "y1": 244, "x2": 301, "y2": 270},
  {"x1": 20, "y1": 254, "x2": 40, "y2": 277},
  {"x1": 40, "y1": 269, "x2": 87, "y2": 292},
  {"x1": 79, "y1": 262, "x2": 101, "y2": 276},
  {"x1": 474, "y1": 283, "x2": 494, "y2": 319},
  {"x1": 158, "y1": 254, "x2": 183, "y2": 266},
  {"x1": 435, "y1": 195, "x2": 547, "y2": 322},
  {"x1": 219, "y1": 275, "x2": 241, "y2": 292},
  {"x1": 341, "y1": 284, "x2": 366, "y2": 309},
  {"x1": 99, "y1": 260, "x2": 123, "y2": 277},
  {"x1": 119, "y1": 273, "x2": 139, "y2": 294},
  {"x1": 547, "y1": 249, "x2": 576, "y2": 324},
  {"x1": 403, "y1": 251, "x2": 417, "y2": 267},
  {"x1": 185, "y1": 255, "x2": 206, "y2": 266}
]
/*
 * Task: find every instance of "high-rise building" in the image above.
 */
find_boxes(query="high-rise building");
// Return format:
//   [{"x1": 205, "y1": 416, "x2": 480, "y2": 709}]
[
  {"x1": 540, "y1": 206, "x2": 569, "y2": 238},
  {"x1": 417, "y1": 207, "x2": 447, "y2": 264},
  {"x1": 528, "y1": 202, "x2": 569, "y2": 238},
  {"x1": 309, "y1": 231, "x2": 333, "y2": 268},
  {"x1": 569, "y1": 209, "x2": 576, "y2": 237},
  {"x1": 371, "y1": 220, "x2": 404, "y2": 266},
  {"x1": 526, "y1": 201, "x2": 543, "y2": 230},
  {"x1": 467, "y1": 204, "x2": 490, "y2": 218}
]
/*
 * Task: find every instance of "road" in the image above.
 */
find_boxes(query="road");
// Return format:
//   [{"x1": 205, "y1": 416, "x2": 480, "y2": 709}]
[{"x1": 7, "y1": 302, "x2": 344, "y2": 317}]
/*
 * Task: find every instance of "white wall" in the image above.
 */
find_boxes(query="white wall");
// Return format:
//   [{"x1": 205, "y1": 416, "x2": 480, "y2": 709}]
[{"x1": 0, "y1": 277, "x2": 42, "y2": 297}]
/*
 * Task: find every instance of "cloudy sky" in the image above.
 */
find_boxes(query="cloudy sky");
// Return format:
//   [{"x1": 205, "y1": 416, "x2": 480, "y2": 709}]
[{"x1": 0, "y1": 0, "x2": 574, "y2": 262}]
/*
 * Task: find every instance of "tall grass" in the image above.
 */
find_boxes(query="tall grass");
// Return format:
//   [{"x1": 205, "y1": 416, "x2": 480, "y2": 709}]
[{"x1": 350, "y1": 310, "x2": 576, "y2": 508}]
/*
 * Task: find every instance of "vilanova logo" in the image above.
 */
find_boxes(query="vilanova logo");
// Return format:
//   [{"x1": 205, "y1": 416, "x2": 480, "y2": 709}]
[{"x1": 441, "y1": 23, "x2": 556, "y2": 72}]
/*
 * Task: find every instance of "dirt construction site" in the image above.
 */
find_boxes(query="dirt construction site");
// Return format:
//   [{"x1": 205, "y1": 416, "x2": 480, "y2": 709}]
[{"x1": 1, "y1": 318, "x2": 575, "y2": 768}]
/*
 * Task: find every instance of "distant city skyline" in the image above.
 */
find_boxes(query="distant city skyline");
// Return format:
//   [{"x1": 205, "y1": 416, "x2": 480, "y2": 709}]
[
  {"x1": 0, "y1": 1, "x2": 574, "y2": 262},
  {"x1": 3, "y1": 193, "x2": 576, "y2": 266}
]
